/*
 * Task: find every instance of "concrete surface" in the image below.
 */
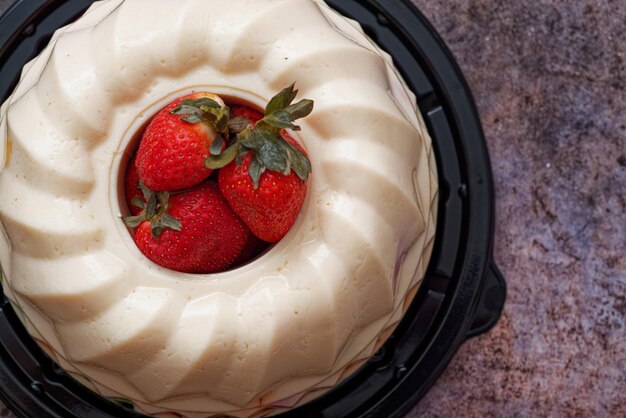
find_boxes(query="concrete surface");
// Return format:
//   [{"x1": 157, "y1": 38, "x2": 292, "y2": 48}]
[{"x1": 0, "y1": 1, "x2": 624, "y2": 417}]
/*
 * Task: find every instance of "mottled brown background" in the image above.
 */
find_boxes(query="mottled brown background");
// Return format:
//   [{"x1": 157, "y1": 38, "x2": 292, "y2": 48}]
[{"x1": 1, "y1": 0, "x2": 624, "y2": 417}]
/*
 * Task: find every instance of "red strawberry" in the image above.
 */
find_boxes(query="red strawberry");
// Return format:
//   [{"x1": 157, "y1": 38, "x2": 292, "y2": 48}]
[
  {"x1": 124, "y1": 182, "x2": 251, "y2": 273},
  {"x1": 136, "y1": 92, "x2": 229, "y2": 192},
  {"x1": 205, "y1": 85, "x2": 313, "y2": 243},
  {"x1": 218, "y1": 131, "x2": 308, "y2": 242},
  {"x1": 124, "y1": 156, "x2": 143, "y2": 215}
]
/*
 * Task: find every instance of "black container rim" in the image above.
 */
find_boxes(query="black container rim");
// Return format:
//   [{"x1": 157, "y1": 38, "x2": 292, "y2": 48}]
[{"x1": 0, "y1": 1, "x2": 506, "y2": 417}]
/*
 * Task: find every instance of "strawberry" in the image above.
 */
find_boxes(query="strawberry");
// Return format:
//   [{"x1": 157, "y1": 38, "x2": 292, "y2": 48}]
[
  {"x1": 210, "y1": 85, "x2": 314, "y2": 242},
  {"x1": 123, "y1": 181, "x2": 251, "y2": 273},
  {"x1": 135, "y1": 92, "x2": 230, "y2": 192},
  {"x1": 219, "y1": 132, "x2": 308, "y2": 242},
  {"x1": 124, "y1": 156, "x2": 143, "y2": 215}
]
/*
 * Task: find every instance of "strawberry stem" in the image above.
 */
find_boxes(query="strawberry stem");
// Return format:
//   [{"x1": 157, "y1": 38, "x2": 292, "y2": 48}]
[
  {"x1": 203, "y1": 84, "x2": 314, "y2": 188},
  {"x1": 122, "y1": 181, "x2": 182, "y2": 238},
  {"x1": 169, "y1": 85, "x2": 314, "y2": 189},
  {"x1": 170, "y1": 98, "x2": 231, "y2": 136}
]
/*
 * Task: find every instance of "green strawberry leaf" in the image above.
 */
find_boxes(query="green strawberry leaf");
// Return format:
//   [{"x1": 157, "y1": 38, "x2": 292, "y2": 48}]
[
  {"x1": 145, "y1": 192, "x2": 157, "y2": 219},
  {"x1": 265, "y1": 83, "x2": 298, "y2": 116},
  {"x1": 228, "y1": 116, "x2": 251, "y2": 134},
  {"x1": 260, "y1": 110, "x2": 298, "y2": 133},
  {"x1": 213, "y1": 107, "x2": 230, "y2": 133},
  {"x1": 255, "y1": 131, "x2": 290, "y2": 175},
  {"x1": 239, "y1": 127, "x2": 312, "y2": 185},
  {"x1": 170, "y1": 97, "x2": 230, "y2": 134},
  {"x1": 235, "y1": 145, "x2": 248, "y2": 166},
  {"x1": 171, "y1": 104, "x2": 202, "y2": 116},
  {"x1": 160, "y1": 213, "x2": 182, "y2": 231},
  {"x1": 239, "y1": 127, "x2": 265, "y2": 150},
  {"x1": 248, "y1": 157, "x2": 266, "y2": 189},
  {"x1": 205, "y1": 143, "x2": 238, "y2": 169},
  {"x1": 195, "y1": 98, "x2": 222, "y2": 109},
  {"x1": 122, "y1": 214, "x2": 144, "y2": 228},
  {"x1": 138, "y1": 181, "x2": 152, "y2": 201},
  {"x1": 130, "y1": 196, "x2": 146, "y2": 210},
  {"x1": 180, "y1": 114, "x2": 204, "y2": 124},
  {"x1": 157, "y1": 192, "x2": 170, "y2": 210},
  {"x1": 282, "y1": 139, "x2": 312, "y2": 182},
  {"x1": 284, "y1": 99, "x2": 314, "y2": 121},
  {"x1": 174, "y1": 98, "x2": 221, "y2": 111},
  {"x1": 210, "y1": 135, "x2": 224, "y2": 156},
  {"x1": 150, "y1": 217, "x2": 165, "y2": 238}
]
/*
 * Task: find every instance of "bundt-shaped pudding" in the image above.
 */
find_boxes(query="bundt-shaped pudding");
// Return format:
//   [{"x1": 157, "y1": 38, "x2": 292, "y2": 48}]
[{"x1": 0, "y1": 0, "x2": 438, "y2": 416}]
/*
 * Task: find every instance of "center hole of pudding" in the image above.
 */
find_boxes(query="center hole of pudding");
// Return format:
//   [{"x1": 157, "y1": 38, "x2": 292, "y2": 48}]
[{"x1": 118, "y1": 92, "x2": 312, "y2": 274}]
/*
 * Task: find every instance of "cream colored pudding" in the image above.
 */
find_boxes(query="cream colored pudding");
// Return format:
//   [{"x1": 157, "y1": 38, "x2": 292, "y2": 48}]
[{"x1": 0, "y1": 0, "x2": 438, "y2": 417}]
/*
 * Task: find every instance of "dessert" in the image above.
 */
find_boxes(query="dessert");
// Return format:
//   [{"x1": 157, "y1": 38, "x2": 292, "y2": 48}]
[{"x1": 0, "y1": 0, "x2": 438, "y2": 417}]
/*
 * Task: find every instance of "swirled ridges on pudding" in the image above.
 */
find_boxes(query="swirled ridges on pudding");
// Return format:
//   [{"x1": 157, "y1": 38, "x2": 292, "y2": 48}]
[{"x1": 0, "y1": 0, "x2": 438, "y2": 417}]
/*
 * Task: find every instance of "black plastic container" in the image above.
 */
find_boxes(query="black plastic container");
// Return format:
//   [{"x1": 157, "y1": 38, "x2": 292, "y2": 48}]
[{"x1": 0, "y1": 1, "x2": 506, "y2": 417}]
